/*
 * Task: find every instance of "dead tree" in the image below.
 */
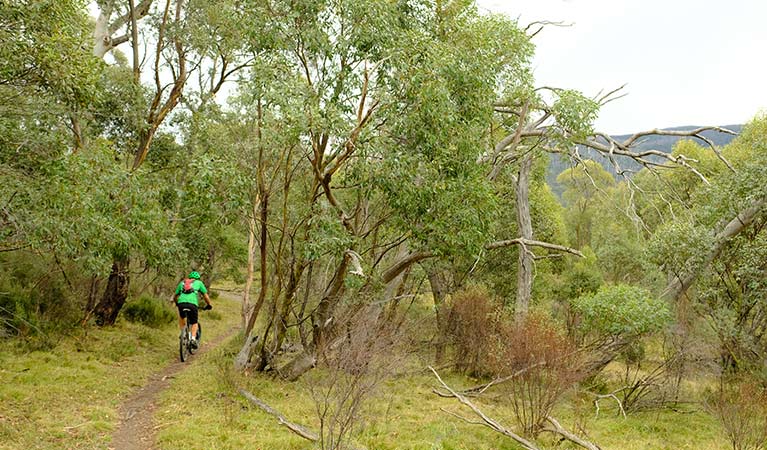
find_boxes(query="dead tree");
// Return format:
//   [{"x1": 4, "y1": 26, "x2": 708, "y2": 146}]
[{"x1": 486, "y1": 84, "x2": 736, "y2": 320}]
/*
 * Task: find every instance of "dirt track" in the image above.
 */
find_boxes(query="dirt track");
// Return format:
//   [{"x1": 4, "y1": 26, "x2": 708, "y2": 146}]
[{"x1": 109, "y1": 320, "x2": 238, "y2": 449}]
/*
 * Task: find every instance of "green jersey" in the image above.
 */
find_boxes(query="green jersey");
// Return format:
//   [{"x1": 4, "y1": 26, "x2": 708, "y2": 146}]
[{"x1": 175, "y1": 279, "x2": 207, "y2": 306}]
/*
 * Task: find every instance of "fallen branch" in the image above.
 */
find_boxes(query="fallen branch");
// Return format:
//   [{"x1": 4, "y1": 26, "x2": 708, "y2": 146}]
[
  {"x1": 542, "y1": 416, "x2": 602, "y2": 450},
  {"x1": 434, "y1": 361, "x2": 546, "y2": 398},
  {"x1": 239, "y1": 388, "x2": 318, "y2": 442},
  {"x1": 593, "y1": 390, "x2": 627, "y2": 419},
  {"x1": 429, "y1": 366, "x2": 540, "y2": 450},
  {"x1": 454, "y1": 346, "x2": 586, "y2": 396}
]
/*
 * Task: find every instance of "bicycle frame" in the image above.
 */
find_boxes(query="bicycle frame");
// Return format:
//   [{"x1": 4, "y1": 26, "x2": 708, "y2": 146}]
[{"x1": 178, "y1": 307, "x2": 202, "y2": 362}]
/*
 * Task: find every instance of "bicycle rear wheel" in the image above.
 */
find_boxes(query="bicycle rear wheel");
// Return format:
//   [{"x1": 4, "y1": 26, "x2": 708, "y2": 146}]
[{"x1": 179, "y1": 327, "x2": 190, "y2": 362}]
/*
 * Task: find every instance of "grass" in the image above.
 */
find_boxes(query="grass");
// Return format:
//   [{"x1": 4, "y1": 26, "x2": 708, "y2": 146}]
[
  {"x1": 0, "y1": 290, "x2": 241, "y2": 450},
  {"x1": 155, "y1": 341, "x2": 731, "y2": 450},
  {"x1": 0, "y1": 289, "x2": 735, "y2": 449}
]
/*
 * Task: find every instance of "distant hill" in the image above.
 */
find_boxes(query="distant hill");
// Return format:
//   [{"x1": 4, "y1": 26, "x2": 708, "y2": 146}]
[{"x1": 546, "y1": 124, "x2": 743, "y2": 197}]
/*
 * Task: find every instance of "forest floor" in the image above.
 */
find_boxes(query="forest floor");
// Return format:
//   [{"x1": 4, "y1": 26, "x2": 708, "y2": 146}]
[{"x1": 0, "y1": 290, "x2": 734, "y2": 450}]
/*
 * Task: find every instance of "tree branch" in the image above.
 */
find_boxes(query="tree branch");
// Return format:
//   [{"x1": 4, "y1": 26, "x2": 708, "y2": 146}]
[
  {"x1": 486, "y1": 238, "x2": 584, "y2": 257},
  {"x1": 239, "y1": 388, "x2": 319, "y2": 441},
  {"x1": 429, "y1": 367, "x2": 541, "y2": 450},
  {"x1": 542, "y1": 416, "x2": 602, "y2": 450}
]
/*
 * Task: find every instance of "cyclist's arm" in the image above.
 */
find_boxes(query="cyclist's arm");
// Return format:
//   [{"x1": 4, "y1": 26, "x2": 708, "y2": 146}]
[
  {"x1": 202, "y1": 292, "x2": 212, "y2": 307},
  {"x1": 172, "y1": 283, "x2": 181, "y2": 304}
]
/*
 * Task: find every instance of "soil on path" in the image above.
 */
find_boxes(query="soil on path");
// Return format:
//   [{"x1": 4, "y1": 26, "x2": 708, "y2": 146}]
[{"x1": 110, "y1": 318, "x2": 239, "y2": 450}]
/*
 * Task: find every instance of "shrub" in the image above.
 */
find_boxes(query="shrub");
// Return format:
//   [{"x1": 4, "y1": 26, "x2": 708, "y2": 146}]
[
  {"x1": 444, "y1": 286, "x2": 499, "y2": 376},
  {"x1": 491, "y1": 315, "x2": 583, "y2": 436},
  {"x1": 572, "y1": 284, "x2": 671, "y2": 338},
  {"x1": 706, "y1": 379, "x2": 767, "y2": 450},
  {"x1": 445, "y1": 288, "x2": 583, "y2": 436},
  {"x1": 305, "y1": 305, "x2": 404, "y2": 450},
  {"x1": 122, "y1": 296, "x2": 175, "y2": 328}
]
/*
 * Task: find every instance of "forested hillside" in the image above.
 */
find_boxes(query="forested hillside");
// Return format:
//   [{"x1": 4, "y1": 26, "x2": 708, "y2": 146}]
[{"x1": 2, "y1": 1, "x2": 766, "y2": 449}]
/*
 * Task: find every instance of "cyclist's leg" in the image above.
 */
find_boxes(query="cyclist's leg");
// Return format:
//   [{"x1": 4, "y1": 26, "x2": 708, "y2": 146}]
[
  {"x1": 176, "y1": 303, "x2": 188, "y2": 336},
  {"x1": 185, "y1": 305, "x2": 199, "y2": 343}
]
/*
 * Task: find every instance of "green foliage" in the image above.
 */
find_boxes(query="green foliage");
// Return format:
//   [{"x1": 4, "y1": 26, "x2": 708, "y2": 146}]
[
  {"x1": 557, "y1": 160, "x2": 615, "y2": 249},
  {"x1": 122, "y1": 296, "x2": 176, "y2": 328},
  {"x1": 0, "y1": 0, "x2": 102, "y2": 106},
  {"x1": 573, "y1": 284, "x2": 671, "y2": 338},
  {"x1": 0, "y1": 252, "x2": 83, "y2": 342},
  {"x1": 550, "y1": 89, "x2": 600, "y2": 142},
  {"x1": 559, "y1": 247, "x2": 604, "y2": 300}
]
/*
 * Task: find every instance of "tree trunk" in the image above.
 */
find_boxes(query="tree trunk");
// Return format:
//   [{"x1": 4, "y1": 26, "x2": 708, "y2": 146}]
[
  {"x1": 244, "y1": 193, "x2": 269, "y2": 337},
  {"x1": 269, "y1": 270, "x2": 301, "y2": 357},
  {"x1": 93, "y1": 256, "x2": 130, "y2": 326},
  {"x1": 242, "y1": 204, "x2": 258, "y2": 329},
  {"x1": 427, "y1": 268, "x2": 451, "y2": 363},
  {"x1": 514, "y1": 152, "x2": 534, "y2": 320},
  {"x1": 92, "y1": 5, "x2": 112, "y2": 58}
]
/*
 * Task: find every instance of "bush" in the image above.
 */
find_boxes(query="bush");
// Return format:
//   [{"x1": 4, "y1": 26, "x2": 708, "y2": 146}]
[
  {"x1": 572, "y1": 284, "x2": 671, "y2": 338},
  {"x1": 122, "y1": 296, "x2": 175, "y2": 328},
  {"x1": 706, "y1": 379, "x2": 767, "y2": 450},
  {"x1": 0, "y1": 268, "x2": 81, "y2": 341},
  {"x1": 444, "y1": 286, "x2": 499, "y2": 376},
  {"x1": 445, "y1": 288, "x2": 583, "y2": 436},
  {"x1": 491, "y1": 315, "x2": 583, "y2": 436}
]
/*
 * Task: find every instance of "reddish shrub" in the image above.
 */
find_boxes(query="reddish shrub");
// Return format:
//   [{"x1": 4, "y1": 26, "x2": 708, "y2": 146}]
[
  {"x1": 707, "y1": 380, "x2": 767, "y2": 450},
  {"x1": 444, "y1": 287, "x2": 582, "y2": 435},
  {"x1": 492, "y1": 315, "x2": 583, "y2": 435},
  {"x1": 444, "y1": 286, "x2": 500, "y2": 376}
]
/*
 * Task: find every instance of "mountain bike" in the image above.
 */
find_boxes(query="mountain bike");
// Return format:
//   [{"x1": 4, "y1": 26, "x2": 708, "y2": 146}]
[{"x1": 178, "y1": 306, "x2": 203, "y2": 362}]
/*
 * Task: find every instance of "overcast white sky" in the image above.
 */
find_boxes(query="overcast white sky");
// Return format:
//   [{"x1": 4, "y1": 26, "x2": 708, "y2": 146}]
[{"x1": 477, "y1": 0, "x2": 767, "y2": 134}]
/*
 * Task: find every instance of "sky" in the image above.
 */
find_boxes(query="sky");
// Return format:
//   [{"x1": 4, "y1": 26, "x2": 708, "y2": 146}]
[{"x1": 476, "y1": 0, "x2": 767, "y2": 134}]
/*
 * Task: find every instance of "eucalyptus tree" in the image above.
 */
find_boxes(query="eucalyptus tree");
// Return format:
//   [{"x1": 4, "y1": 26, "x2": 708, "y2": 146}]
[
  {"x1": 556, "y1": 160, "x2": 615, "y2": 249},
  {"x1": 228, "y1": 0, "x2": 549, "y2": 377},
  {"x1": 85, "y1": 0, "x2": 255, "y2": 324},
  {"x1": 648, "y1": 117, "x2": 767, "y2": 373}
]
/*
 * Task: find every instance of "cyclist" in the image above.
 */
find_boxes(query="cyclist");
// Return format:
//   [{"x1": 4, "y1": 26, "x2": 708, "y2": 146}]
[{"x1": 173, "y1": 271, "x2": 212, "y2": 348}]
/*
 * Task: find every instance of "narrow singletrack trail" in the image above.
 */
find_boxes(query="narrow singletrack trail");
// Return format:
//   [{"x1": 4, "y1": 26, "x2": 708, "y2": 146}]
[{"x1": 110, "y1": 294, "x2": 241, "y2": 450}]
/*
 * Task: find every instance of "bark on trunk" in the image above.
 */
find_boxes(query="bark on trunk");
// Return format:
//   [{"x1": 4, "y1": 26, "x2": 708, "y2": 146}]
[
  {"x1": 427, "y1": 268, "x2": 451, "y2": 363},
  {"x1": 514, "y1": 153, "x2": 534, "y2": 320},
  {"x1": 244, "y1": 193, "x2": 269, "y2": 337},
  {"x1": 93, "y1": 256, "x2": 130, "y2": 326},
  {"x1": 242, "y1": 205, "x2": 258, "y2": 329},
  {"x1": 234, "y1": 334, "x2": 260, "y2": 371},
  {"x1": 92, "y1": 5, "x2": 112, "y2": 58}
]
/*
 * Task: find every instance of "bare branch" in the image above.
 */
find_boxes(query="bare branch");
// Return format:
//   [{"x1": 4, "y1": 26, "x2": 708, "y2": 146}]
[
  {"x1": 239, "y1": 389, "x2": 319, "y2": 442},
  {"x1": 108, "y1": 0, "x2": 154, "y2": 35},
  {"x1": 381, "y1": 251, "x2": 437, "y2": 283},
  {"x1": 542, "y1": 416, "x2": 602, "y2": 450},
  {"x1": 429, "y1": 367, "x2": 541, "y2": 450},
  {"x1": 486, "y1": 238, "x2": 584, "y2": 257}
]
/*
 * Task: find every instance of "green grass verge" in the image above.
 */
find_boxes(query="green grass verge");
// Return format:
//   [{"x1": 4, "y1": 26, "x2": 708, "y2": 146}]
[
  {"x1": 155, "y1": 347, "x2": 730, "y2": 450},
  {"x1": 0, "y1": 290, "x2": 241, "y2": 450},
  {"x1": 0, "y1": 290, "x2": 732, "y2": 450}
]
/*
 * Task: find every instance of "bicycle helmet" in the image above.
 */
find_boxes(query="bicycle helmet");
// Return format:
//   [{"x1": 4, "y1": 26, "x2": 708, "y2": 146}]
[{"x1": 188, "y1": 271, "x2": 201, "y2": 279}]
